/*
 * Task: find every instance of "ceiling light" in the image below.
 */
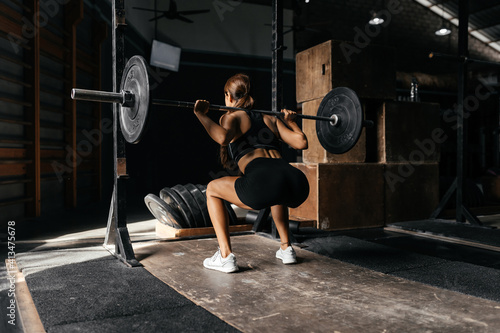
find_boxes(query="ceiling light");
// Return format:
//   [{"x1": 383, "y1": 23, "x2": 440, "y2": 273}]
[
  {"x1": 369, "y1": 12, "x2": 384, "y2": 25},
  {"x1": 435, "y1": 26, "x2": 451, "y2": 36},
  {"x1": 434, "y1": 1, "x2": 451, "y2": 36}
]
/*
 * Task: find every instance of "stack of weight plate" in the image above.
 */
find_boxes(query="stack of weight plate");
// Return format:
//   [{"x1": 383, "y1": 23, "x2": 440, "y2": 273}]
[{"x1": 144, "y1": 183, "x2": 239, "y2": 229}]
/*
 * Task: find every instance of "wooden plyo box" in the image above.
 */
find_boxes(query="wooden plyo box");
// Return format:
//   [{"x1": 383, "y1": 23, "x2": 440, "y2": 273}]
[
  {"x1": 296, "y1": 40, "x2": 396, "y2": 103},
  {"x1": 301, "y1": 98, "x2": 366, "y2": 163},
  {"x1": 376, "y1": 101, "x2": 441, "y2": 163},
  {"x1": 156, "y1": 222, "x2": 253, "y2": 239},
  {"x1": 384, "y1": 162, "x2": 439, "y2": 223},
  {"x1": 290, "y1": 163, "x2": 385, "y2": 231}
]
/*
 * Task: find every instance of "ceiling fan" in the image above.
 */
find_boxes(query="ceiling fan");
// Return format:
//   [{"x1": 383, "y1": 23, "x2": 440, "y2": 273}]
[{"x1": 133, "y1": 0, "x2": 210, "y2": 23}]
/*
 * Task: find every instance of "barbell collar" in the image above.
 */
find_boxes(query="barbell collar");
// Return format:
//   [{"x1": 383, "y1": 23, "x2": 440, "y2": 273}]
[
  {"x1": 329, "y1": 114, "x2": 339, "y2": 126},
  {"x1": 122, "y1": 91, "x2": 135, "y2": 107}
]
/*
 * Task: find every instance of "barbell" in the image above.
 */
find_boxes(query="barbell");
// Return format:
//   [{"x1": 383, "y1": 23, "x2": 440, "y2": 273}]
[{"x1": 71, "y1": 55, "x2": 367, "y2": 154}]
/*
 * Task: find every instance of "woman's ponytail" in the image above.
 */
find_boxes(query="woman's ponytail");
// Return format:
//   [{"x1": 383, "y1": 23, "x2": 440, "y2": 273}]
[{"x1": 220, "y1": 74, "x2": 254, "y2": 169}]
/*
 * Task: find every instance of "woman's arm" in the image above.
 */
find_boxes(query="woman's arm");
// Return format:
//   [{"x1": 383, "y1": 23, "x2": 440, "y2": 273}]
[
  {"x1": 194, "y1": 100, "x2": 237, "y2": 145},
  {"x1": 275, "y1": 109, "x2": 308, "y2": 150}
]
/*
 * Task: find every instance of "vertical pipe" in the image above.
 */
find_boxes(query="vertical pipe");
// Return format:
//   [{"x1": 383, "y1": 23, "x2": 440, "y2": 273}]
[
  {"x1": 456, "y1": 0, "x2": 468, "y2": 222},
  {"x1": 272, "y1": 0, "x2": 283, "y2": 114},
  {"x1": 112, "y1": 0, "x2": 127, "y2": 251},
  {"x1": 496, "y1": 98, "x2": 500, "y2": 167},
  {"x1": 107, "y1": 0, "x2": 139, "y2": 266},
  {"x1": 270, "y1": 0, "x2": 283, "y2": 239},
  {"x1": 495, "y1": 126, "x2": 500, "y2": 167}
]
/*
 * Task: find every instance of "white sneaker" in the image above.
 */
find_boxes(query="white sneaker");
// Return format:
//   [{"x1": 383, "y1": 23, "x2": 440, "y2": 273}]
[
  {"x1": 276, "y1": 246, "x2": 297, "y2": 264},
  {"x1": 203, "y1": 249, "x2": 239, "y2": 273}
]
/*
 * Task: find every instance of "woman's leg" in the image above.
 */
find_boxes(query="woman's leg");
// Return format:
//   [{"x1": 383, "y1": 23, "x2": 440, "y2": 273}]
[
  {"x1": 206, "y1": 176, "x2": 252, "y2": 258},
  {"x1": 270, "y1": 205, "x2": 291, "y2": 250}
]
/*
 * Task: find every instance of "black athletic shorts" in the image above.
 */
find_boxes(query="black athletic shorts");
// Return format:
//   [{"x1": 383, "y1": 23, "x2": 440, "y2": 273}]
[{"x1": 234, "y1": 158, "x2": 309, "y2": 210}]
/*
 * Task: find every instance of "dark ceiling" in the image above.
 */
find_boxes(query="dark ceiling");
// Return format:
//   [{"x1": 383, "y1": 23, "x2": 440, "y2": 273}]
[
  {"x1": 431, "y1": 0, "x2": 500, "y2": 53},
  {"x1": 244, "y1": 0, "x2": 500, "y2": 61}
]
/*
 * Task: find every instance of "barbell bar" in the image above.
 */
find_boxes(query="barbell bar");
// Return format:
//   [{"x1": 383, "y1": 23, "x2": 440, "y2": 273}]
[
  {"x1": 69, "y1": 86, "x2": 375, "y2": 131},
  {"x1": 70, "y1": 55, "x2": 367, "y2": 154},
  {"x1": 70, "y1": 90, "x2": 340, "y2": 125},
  {"x1": 152, "y1": 99, "x2": 340, "y2": 124}
]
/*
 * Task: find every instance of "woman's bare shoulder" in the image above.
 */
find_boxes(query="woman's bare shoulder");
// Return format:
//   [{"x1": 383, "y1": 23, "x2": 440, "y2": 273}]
[
  {"x1": 263, "y1": 114, "x2": 279, "y2": 126},
  {"x1": 219, "y1": 110, "x2": 247, "y2": 125}
]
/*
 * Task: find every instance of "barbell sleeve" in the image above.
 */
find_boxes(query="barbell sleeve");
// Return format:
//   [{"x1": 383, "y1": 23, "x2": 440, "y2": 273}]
[{"x1": 71, "y1": 88, "x2": 135, "y2": 107}]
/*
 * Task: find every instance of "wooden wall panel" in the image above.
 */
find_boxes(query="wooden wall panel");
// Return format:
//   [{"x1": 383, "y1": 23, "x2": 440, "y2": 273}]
[
  {"x1": 24, "y1": 0, "x2": 41, "y2": 216},
  {"x1": 0, "y1": 3, "x2": 22, "y2": 36},
  {"x1": 0, "y1": 0, "x2": 104, "y2": 220},
  {"x1": 0, "y1": 164, "x2": 28, "y2": 177},
  {"x1": 63, "y1": 0, "x2": 83, "y2": 208}
]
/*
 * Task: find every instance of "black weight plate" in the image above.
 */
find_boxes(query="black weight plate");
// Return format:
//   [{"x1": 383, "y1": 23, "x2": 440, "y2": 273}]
[
  {"x1": 144, "y1": 194, "x2": 184, "y2": 229},
  {"x1": 193, "y1": 184, "x2": 210, "y2": 227},
  {"x1": 119, "y1": 55, "x2": 150, "y2": 144},
  {"x1": 185, "y1": 183, "x2": 211, "y2": 228},
  {"x1": 224, "y1": 201, "x2": 239, "y2": 225},
  {"x1": 316, "y1": 87, "x2": 363, "y2": 154},
  {"x1": 194, "y1": 184, "x2": 238, "y2": 225},
  {"x1": 159, "y1": 188, "x2": 185, "y2": 221},
  {"x1": 245, "y1": 210, "x2": 259, "y2": 224},
  {"x1": 245, "y1": 210, "x2": 274, "y2": 226},
  {"x1": 172, "y1": 184, "x2": 204, "y2": 228},
  {"x1": 196, "y1": 184, "x2": 207, "y2": 194},
  {"x1": 160, "y1": 187, "x2": 196, "y2": 228}
]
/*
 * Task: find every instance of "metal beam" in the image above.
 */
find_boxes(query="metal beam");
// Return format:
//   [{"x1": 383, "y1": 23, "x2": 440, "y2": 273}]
[
  {"x1": 272, "y1": 0, "x2": 283, "y2": 114},
  {"x1": 455, "y1": 0, "x2": 468, "y2": 223},
  {"x1": 104, "y1": 0, "x2": 141, "y2": 267}
]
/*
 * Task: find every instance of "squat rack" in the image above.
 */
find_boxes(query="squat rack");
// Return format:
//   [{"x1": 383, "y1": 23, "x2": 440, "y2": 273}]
[
  {"x1": 430, "y1": 0, "x2": 500, "y2": 226},
  {"x1": 102, "y1": 0, "x2": 287, "y2": 266}
]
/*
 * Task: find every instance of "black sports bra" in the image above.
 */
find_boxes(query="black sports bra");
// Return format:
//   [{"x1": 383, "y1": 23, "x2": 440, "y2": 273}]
[{"x1": 227, "y1": 110, "x2": 281, "y2": 163}]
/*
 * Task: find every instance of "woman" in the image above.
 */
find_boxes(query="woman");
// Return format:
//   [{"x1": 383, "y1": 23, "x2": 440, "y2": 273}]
[{"x1": 194, "y1": 73, "x2": 309, "y2": 273}]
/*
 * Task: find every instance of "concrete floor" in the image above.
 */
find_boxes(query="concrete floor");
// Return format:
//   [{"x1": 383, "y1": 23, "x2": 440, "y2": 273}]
[
  {"x1": 2, "y1": 201, "x2": 500, "y2": 332},
  {"x1": 135, "y1": 235, "x2": 500, "y2": 333}
]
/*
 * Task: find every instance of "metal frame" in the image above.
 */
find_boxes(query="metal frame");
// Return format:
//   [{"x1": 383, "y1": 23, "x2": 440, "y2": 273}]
[
  {"x1": 103, "y1": 0, "x2": 141, "y2": 267},
  {"x1": 100, "y1": 0, "x2": 289, "y2": 264},
  {"x1": 431, "y1": 0, "x2": 482, "y2": 226},
  {"x1": 265, "y1": 0, "x2": 283, "y2": 240},
  {"x1": 252, "y1": 0, "x2": 288, "y2": 241},
  {"x1": 272, "y1": 0, "x2": 284, "y2": 116}
]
